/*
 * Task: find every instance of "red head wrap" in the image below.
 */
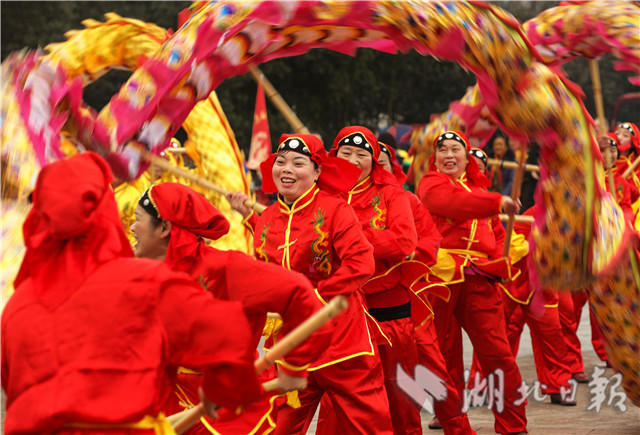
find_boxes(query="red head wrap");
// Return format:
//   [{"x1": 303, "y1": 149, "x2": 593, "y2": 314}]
[
  {"x1": 330, "y1": 126, "x2": 398, "y2": 187},
  {"x1": 615, "y1": 122, "x2": 640, "y2": 154},
  {"x1": 428, "y1": 130, "x2": 491, "y2": 188},
  {"x1": 146, "y1": 182, "x2": 230, "y2": 270},
  {"x1": 260, "y1": 133, "x2": 361, "y2": 195},
  {"x1": 15, "y1": 152, "x2": 133, "y2": 309},
  {"x1": 379, "y1": 142, "x2": 408, "y2": 185},
  {"x1": 469, "y1": 147, "x2": 490, "y2": 176}
]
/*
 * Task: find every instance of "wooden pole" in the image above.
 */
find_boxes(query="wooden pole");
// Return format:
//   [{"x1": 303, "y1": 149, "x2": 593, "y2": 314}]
[
  {"x1": 165, "y1": 379, "x2": 280, "y2": 426},
  {"x1": 590, "y1": 60, "x2": 617, "y2": 197},
  {"x1": 171, "y1": 295, "x2": 348, "y2": 434},
  {"x1": 487, "y1": 158, "x2": 539, "y2": 172},
  {"x1": 143, "y1": 152, "x2": 267, "y2": 214},
  {"x1": 498, "y1": 214, "x2": 534, "y2": 224},
  {"x1": 248, "y1": 65, "x2": 310, "y2": 135},
  {"x1": 623, "y1": 154, "x2": 640, "y2": 179},
  {"x1": 502, "y1": 149, "x2": 527, "y2": 258}
]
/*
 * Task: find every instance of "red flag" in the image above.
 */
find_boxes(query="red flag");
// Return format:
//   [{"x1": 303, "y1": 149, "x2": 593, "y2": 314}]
[{"x1": 246, "y1": 83, "x2": 271, "y2": 170}]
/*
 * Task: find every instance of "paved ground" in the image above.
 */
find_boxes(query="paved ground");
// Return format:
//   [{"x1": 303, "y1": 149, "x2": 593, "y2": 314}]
[
  {"x1": 306, "y1": 303, "x2": 640, "y2": 434},
  {"x1": 2, "y1": 304, "x2": 638, "y2": 434}
]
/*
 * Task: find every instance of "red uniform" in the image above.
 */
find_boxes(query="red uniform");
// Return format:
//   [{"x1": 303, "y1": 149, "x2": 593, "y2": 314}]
[
  {"x1": 146, "y1": 182, "x2": 330, "y2": 434},
  {"x1": 252, "y1": 184, "x2": 393, "y2": 434},
  {"x1": 557, "y1": 291, "x2": 586, "y2": 375},
  {"x1": 405, "y1": 193, "x2": 474, "y2": 434},
  {"x1": 468, "y1": 207, "x2": 574, "y2": 399},
  {"x1": 332, "y1": 127, "x2": 433, "y2": 435},
  {"x1": 346, "y1": 176, "x2": 425, "y2": 434},
  {"x1": 1, "y1": 153, "x2": 261, "y2": 435},
  {"x1": 614, "y1": 123, "x2": 640, "y2": 228},
  {"x1": 418, "y1": 131, "x2": 527, "y2": 435}
]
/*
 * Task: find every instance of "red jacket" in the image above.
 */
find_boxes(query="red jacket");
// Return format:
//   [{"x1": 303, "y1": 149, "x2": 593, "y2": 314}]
[
  {"x1": 168, "y1": 242, "x2": 329, "y2": 376},
  {"x1": 1, "y1": 258, "x2": 261, "y2": 434},
  {"x1": 606, "y1": 168, "x2": 634, "y2": 223},
  {"x1": 341, "y1": 177, "x2": 418, "y2": 310},
  {"x1": 408, "y1": 191, "x2": 442, "y2": 266},
  {"x1": 251, "y1": 184, "x2": 377, "y2": 369},
  {"x1": 418, "y1": 171, "x2": 516, "y2": 282}
]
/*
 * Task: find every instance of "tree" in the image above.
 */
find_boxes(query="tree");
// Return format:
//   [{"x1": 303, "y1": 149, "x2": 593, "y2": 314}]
[{"x1": 2, "y1": 1, "x2": 637, "y2": 155}]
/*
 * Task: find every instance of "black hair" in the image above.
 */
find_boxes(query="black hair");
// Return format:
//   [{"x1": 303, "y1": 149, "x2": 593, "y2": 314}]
[{"x1": 377, "y1": 131, "x2": 397, "y2": 149}]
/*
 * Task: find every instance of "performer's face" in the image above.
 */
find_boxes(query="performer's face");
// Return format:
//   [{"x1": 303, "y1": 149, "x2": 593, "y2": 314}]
[
  {"x1": 434, "y1": 139, "x2": 469, "y2": 179},
  {"x1": 378, "y1": 152, "x2": 393, "y2": 173},
  {"x1": 492, "y1": 137, "x2": 507, "y2": 158},
  {"x1": 336, "y1": 145, "x2": 373, "y2": 185},
  {"x1": 131, "y1": 206, "x2": 169, "y2": 260},
  {"x1": 272, "y1": 151, "x2": 320, "y2": 204},
  {"x1": 615, "y1": 126, "x2": 633, "y2": 148},
  {"x1": 472, "y1": 155, "x2": 486, "y2": 173}
]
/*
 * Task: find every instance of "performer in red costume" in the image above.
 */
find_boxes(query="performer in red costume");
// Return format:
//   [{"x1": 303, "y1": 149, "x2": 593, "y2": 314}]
[
  {"x1": 613, "y1": 122, "x2": 640, "y2": 228},
  {"x1": 418, "y1": 131, "x2": 528, "y2": 435},
  {"x1": 131, "y1": 181, "x2": 331, "y2": 434},
  {"x1": 614, "y1": 122, "x2": 640, "y2": 180},
  {"x1": 330, "y1": 126, "x2": 424, "y2": 435},
  {"x1": 467, "y1": 204, "x2": 577, "y2": 406},
  {"x1": 1, "y1": 152, "x2": 261, "y2": 435},
  {"x1": 379, "y1": 141, "x2": 476, "y2": 435},
  {"x1": 228, "y1": 133, "x2": 394, "y2": 435}
]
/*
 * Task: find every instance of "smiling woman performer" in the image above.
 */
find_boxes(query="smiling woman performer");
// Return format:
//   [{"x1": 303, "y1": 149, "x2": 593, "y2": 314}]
[
  {"x1": 228, "y1": 133, "x2": 394, "y2": 434},
  {"x1": 329, "y1": 126, "x2": 426, "y2": 435},
  {"x1": 417, "y1": 130, "x2": 528, "y2": 435}
]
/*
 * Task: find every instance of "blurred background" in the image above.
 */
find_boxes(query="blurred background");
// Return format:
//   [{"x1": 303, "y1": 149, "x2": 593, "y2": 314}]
[{"x1": 2, "y1": 1, "x2": 638, "y2": 155}]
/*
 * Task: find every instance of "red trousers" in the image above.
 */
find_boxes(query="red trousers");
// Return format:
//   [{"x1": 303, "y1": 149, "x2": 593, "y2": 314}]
[
  {"x1": 377, "y1": 317, "x2": 423, "y2": 435},
  {"x1": 430, "y1": 274, "x2": 527, "y2": 435},
  {"x1": 469, "y1": 298, "x2": 573, "y2": 395},
  {"x1": 557, "y1": 291, "x2": 584, "y2": 374},
  {"x1": 275, "y1": 353, "x2": 393, "y2": 435},
  {"x1": 572, "y1": 290, "x2": 610, "y2": 364},
  {"x1": 317, "y1": 317, "x2": 421, "y2": 435},
  {"x1": 415, "y1": 320, "x2": 476, "y2": 435}
]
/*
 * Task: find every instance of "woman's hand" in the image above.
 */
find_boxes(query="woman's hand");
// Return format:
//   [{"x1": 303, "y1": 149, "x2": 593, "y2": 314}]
[
  {"x1": 198, "y1": 387, "x2": 220, "y2": 419},
  {"x1": 226, "y1": 192, "x2": 252, "y2": 218},
  {"x1": 277, "y1": 370, "x2": 308, "y2": 393},
  {"x1": 501, "y1": 196, "x2": 522, "y2": 215}
]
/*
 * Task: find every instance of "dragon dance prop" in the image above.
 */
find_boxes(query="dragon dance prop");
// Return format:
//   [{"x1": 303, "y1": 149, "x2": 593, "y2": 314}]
[
  {"x1": 410, "y1": 0, "x2": 640, "y2": 184},
  {"x1": 2, "y1": 0, "x2": 638, "y2": 403}
]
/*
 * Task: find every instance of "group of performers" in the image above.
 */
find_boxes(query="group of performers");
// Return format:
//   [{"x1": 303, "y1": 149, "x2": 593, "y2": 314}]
[{"x1": 2, "y1": 121, "x2": 639, "y2": 435}]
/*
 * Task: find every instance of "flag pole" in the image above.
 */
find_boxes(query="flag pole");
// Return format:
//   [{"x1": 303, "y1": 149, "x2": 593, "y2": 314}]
[
  {"x1": 590, "y1": 59, "x2": 617, "y2": 198},
  {"x1": 248, "y1": 65, "x2": 310, "y2": 134},
  {"x1": 502, "y1": 148, "x2": 527, "y2": 258},
  {"x1": 143, "y1": 152, "x2": 267, "y2": 213}
]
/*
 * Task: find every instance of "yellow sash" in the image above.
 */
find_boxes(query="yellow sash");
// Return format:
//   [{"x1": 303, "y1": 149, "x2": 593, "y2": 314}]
[{"x1": 64, "y1": 413, "x2": 176, "y2": 434}]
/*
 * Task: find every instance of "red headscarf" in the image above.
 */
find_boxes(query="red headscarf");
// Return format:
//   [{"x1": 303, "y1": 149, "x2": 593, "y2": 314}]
[
  {"x1": 469, "y1": 147, "x2": 490, "y2": 176},
  {"x1": 147, "y1": 182, "x2": 230, "y2": 271},
  {"x1": 260, "y1": 133, "x2": 361, "y2": 195},
  {"x1": 615, "y1": 122, "x2": 640, "y2": 154},
  {"x1": 15, "y1": 152, "x2": 133, "y2": 309},
  {"x1": 379, "y1": 141, "x2": 408, "y2": 185},
  {"x1": 428, "y1": 130, "x2": 491, "y2": 188},
  {"x1": 330, "y1": 126, "x2": 398, "y2": 187}
]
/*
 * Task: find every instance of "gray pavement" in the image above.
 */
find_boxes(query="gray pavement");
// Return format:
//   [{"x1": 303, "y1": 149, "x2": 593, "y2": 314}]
[
  {"x1": 2, "y1": 304, "x2": 638, "y2": 434},
  {"x1": 306, "y1": 303, "x2": 640, "y2": 434}
]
